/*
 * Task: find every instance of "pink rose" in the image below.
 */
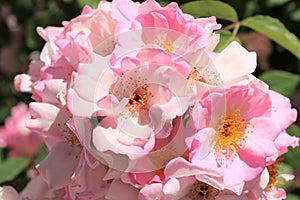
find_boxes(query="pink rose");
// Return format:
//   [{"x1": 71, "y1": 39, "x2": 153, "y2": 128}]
[
  {"x1": 0, "y1": 103, "x2": 42, "y2": 158},
  {"x1": 68, "y1": 48, "x2": 193, "y2": 171},
  {"x1": 186, "y1": 84, "x2": 281, "y2": 194},
  {"x1": 114, "y1": 0, "x2": 220, "y2": 54}
]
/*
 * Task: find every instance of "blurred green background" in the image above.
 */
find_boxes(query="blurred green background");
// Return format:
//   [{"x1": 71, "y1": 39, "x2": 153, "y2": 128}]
[{"x1": 0, "y1": 0, "x2": 299, "y2": 198}]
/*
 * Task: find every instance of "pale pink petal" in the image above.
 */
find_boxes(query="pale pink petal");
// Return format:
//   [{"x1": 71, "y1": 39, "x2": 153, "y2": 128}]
[
  {"x1": 0, "y1": 103, "x2": 43, "y2": 158},
  {"x1": 21, "y1": 175, "x2": 57, "y2": 200},
  {"x1": 163, "y1": 178, "x2": 180, "y2": 196},
  {"x1": 106, "y1": 179, "x2": 139, "y2": 200},
  {"x1": 270, "y1": 131, "x2": 299, "y2": 162},
  {"x1": 139, "y1": 0, "x2": 161, "y2": 14},
  {"x1": 41, "y1": 79, "x2": 67, "y2": 106},
  {"x1": 245, "y1": 118, "x2": 280, "y2": 157},
  {"x1": 111, "y1": 0, "x2": 140, "y2": 33},
  {"x1": 270, "y1": 90, "x2": 297, "y2": 130},
  {"x1": 37, "y1": 141, "x2": 81, "y2": 189},
  {"x1": 214, "y1": 41, "x2": 257, "y2": 84},
  {"x1": 165, "y1": 157, "x2": 220, "y2": 181},
  {"x1": 27, "y1": 103, "x2": 71, "y2": 141},
  {"x1": 69, "y1": 160, "x2": 108, "y2": 199},
  {"x1": 0, "y1": 186, "x2": 19, "y2": 200},
  {"x1": 67, "y1": 54, "x2": 115, "y2": 117},
  {"x1": 67, "y1": 88, "x2": 99, "y2": 117},
  {"x1": 14, "y1": 74, "x2": 32, "y2": 92},
  {"x1": 138, "y1": 183, "x2": 163, "y2": 200},
  {"x1": 92, "y1": 126, "x2": 154, "y2": 161},
  {"x1": 225, "y1": 84, "x2": 271, "y2": 120},
  {"x1": 37, "y1": 26, "x2": 63, "y2": 42}
]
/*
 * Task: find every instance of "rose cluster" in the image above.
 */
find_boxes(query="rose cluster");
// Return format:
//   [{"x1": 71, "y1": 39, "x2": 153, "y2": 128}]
[{"x1": 11, "y1": 0, "x2": 299, "y2": 199}]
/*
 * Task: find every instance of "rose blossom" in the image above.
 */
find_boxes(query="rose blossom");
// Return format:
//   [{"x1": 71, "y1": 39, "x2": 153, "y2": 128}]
[
  {"x1": 9, "y1": 0, "x2": 298, "y2": 199},
  {"x1": 68, "y1": 47, "x2": 193, "y2": 171},
  {"x1": 136, "y1": 157, "x2": 223, "y2": 200},
  {"x1": 113, "y1": 0, "x2": 220, "y2": 55},
  {"x1": 185, "y1": 84, "x2": 282, "y2": 194},
  {"x1": 26, "y1": 102, "x2": 110, "y2": 199},
  {"x1": 12, "y1": 2, "x2": 120, "y2": 198},
  {"x1": 38, "y1": 0, "x2": 116, "y2": 69},
  {"x1": 112, "y1": 117, "x2": 222, "y2": 200},
  {"x1": 0, "y1": 102, "x2": 42, "y2": 158},
  {"x1": 14, "y1": 1, "x2": 117, "y2": 103},
  {"x1": 218, "y1": 159, "x2": 295, "y2": 200}
]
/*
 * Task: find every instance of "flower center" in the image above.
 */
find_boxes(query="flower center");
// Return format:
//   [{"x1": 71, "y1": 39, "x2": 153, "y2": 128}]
[
  {"x1": 145, "y1": 38, "x2": 175, "y2": 52},
  {"x1": 191, "y1": 182, "x2": 220, "y2": 200},
  {"x1": 187, "y1": 67, "x2": 206, "y2": 87},
  {"x1": 153, "y1": 38, "x2": 174, "y2": 52},
  {"x1": 214, "y1": 110, "x2": 250, "y2": 164},
  {"x1": 126, "y1": 84, "x2": 149, "y2": 116}
]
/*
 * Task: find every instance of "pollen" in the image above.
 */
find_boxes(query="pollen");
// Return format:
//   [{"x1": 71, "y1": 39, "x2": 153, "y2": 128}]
[
  {"x1": 214, "y1": 110, "x2": 250, "y2": 164},
  {"x1": 58, "y1": 123, "x2": 82, "y2": 147},
  {"x1": 154, "y1": 38, "x2": 174, "y2": 52},
  {"x1": 190, "y1": 182, "x2": 220, "y2": 200},
  {"x1": 64, "y1": 129, "x2": 82, "y2": 147},
  {"x1": 266, "y1": 159, "x2": 284, "y2": 192},
  {"x1": 145, "y1": 38, "x2": 175, "y2": 52},
  {"x1": 187, "y1": 67, "x2": 206, "y2": 87},
  {"x1": 126, "y1": 84, "x2": 149, "y2": 116}
]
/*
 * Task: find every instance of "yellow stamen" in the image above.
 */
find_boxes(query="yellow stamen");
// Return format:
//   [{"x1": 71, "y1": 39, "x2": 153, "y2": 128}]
[
  {"x1": 145, "y1": 38, "x2": 175, "y2": 52},
  {"x1": 214, "y1": 110, "x2": 250, "y2": 163},
  {"x1": 187, "y1": 67, "x2": 206, "y2": 87},
  {"x1": 266, "y1": 159, "x2": 284, "y2": 192},
  {"x1": 126, "y1": 84, "x2": 149, "y2": 116},
  {"x1": 153, "y1": 38, "x2": 174, "y2": 52}
]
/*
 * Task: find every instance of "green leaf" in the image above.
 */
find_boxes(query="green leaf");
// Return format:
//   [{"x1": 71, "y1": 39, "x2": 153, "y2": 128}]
[
  {"x1": 15, "y1": 0, "x2": 33, "y2": 10},
  {"x1": 286, "y1": 193, "x2": 300, "y2": 200},
  {"x1": 284, "y1": 147, "x2": 300, "y2": 169},
  {"x1": 76, "y1": 0, "x2": 101, "y2": 9},
  {"x1": 62, "y1": 0, "x2": 73, "y2": 3},
  {"x1": 180, "y1": 0, "x2": 238, "y2": 22},
  {"x1": 242, "y1": 15, "x2": 300, "y2": 58},
  {"x1": 243, "y1": 1, "x2": 258, "y2": 18},
  {"x1": 287, "y1": 124, "x2": 300, "y2": 138},
  {"x1": 283, "y1": 124, "x2": 300, "y2": 168},
  {"x1": 34, "y1": 144, "x2": 48, "y2": 165},
  {"x1": 0, "y1": 148, "x2": 3, "y2": 162},
  {"x1": 291, "y1": 9, "x2": 300, "y2": 22},
  {"x1": 158, "y1": 0, "x2": 169, "y2": 7},
  {"x1": 213, "y1": 30, "x2": 241, "y2": 52},
  {"x1": 0, "y1": 157, "x2": 29, "y2": 184},
  {"x1": 259, "y1": 70, "x2": 300, "y2": 97},
  {"x1": 277, "y1": 163, "x2": 294, "y2": 189},
  {"x1": 265, "y1": 0, "x2": 290, "y2": 8},
  {"x1": 0, "y1": 106, "x2": 10, "y2": 124}
]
